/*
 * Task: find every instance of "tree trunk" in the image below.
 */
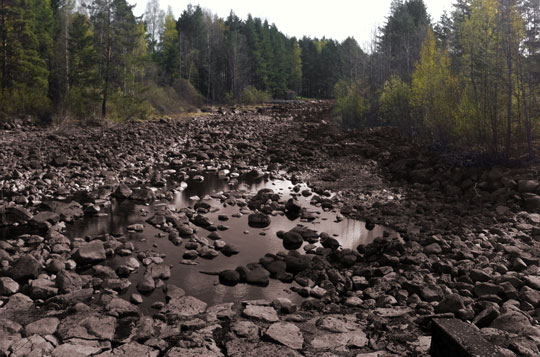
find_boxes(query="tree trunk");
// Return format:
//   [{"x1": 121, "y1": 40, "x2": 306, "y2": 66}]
[
  {"x1": 505, "y1": 47, "x2": 512, "y2": 159},
  {"x1": 1, "y1": 0, "x2": 7, "y2": 89},
  {"x1": 102, "y1": 42, "x2": 111, "y2": 118}
]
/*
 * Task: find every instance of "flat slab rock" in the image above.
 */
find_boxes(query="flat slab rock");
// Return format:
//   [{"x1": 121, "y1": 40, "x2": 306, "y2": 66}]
[
  {"x1": 94, "y1": 342, "x2": 159, "y2": 357},
  {"x1": 161, "y1": 295, "x2": 207, "y2": 320},
  {"x1": 226, "y1": 339, "x2": 302, "y2": 357},
  {"x1": 242, "y1": 305, "x2": 279, "y2": 323},
  {"x1": 57, "y1": 313, "x2": 116, "y2": 341},
  {"x1": 51, "y1": 339, "x2": 112, "y2": 357},
  {"x1": 310, "y1": 330, "x2": 368, "y2": 350},
  {"x1": 9, "y1": 334, "x2": 54, "y2": 356},
  {"x1": 430, "y1": 318, "x2": 500, "y2": 357},
  {"x1": 265, "y1": 322, "x2": 304, "y2": 350},
  {"x1": 316, "y1": 314, "x2": 361, "y2": 333},
  {"x1": 164, "y1": 346, "x2": 223, "y2": 357}
]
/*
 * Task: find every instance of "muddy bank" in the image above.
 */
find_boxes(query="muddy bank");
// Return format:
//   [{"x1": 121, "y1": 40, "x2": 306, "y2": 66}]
[{"x1": 1, "y1": 101, "x2": 540, "y2": 356}]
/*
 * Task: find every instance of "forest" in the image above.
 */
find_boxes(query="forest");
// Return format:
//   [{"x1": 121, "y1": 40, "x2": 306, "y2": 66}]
[{"x1": 0, "y1": 0, "x2": 539, "y2": 158}]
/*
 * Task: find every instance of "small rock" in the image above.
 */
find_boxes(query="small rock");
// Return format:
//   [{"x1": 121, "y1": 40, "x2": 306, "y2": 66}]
[
  {"x1": 137, "y1": 274, "x2": 155, "y2": 292},
  {"x1": 0, "y1": 277, "x2": 20, "y2": 295},
  {"x1": 435, "y1": 294, "x2": 465, "y2": 314}
]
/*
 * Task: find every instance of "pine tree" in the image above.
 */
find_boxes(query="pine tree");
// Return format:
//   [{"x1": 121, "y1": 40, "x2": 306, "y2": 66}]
[
  {"x1": 89, "y1": 0, "x2": 144, "y2": 118},
  {"x1": 0, "y1": 0, "x2": 51, "y2": 116},
  {"x1": 156, "y1": 7, "x2": 179, "y2": 84},
  {"x1": 68, "y1": 12, "x2": 99, "y2": 117}
]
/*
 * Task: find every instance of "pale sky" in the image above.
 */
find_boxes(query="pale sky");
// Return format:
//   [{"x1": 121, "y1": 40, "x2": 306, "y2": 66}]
[{"x1": 132, "y1": 0, "x2": 454, "y2": 49}]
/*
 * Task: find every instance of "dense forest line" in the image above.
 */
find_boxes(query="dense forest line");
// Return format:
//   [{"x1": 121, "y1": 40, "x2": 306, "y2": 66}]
[
  {"x1": 340, "y1": 0, "x2": 540, "y2": 159},
  {"x1": 0, "y1": 0, "x2": 364, "y2": 122},
  {"x1": 0, "y1": 0, "x2": 539, "y2": 159}
]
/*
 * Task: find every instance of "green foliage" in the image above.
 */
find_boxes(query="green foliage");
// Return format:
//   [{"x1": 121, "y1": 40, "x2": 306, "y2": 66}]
[
  {"x1": 0, "y1": 0, "x2": 52, "y2": 117},
  {"x1": 378, "y1": 0, "x2": 430, "y2": 81},
  {"x1": 156, "y1": 10, "x2": 180, "y2": 84},
  {"x1": 411, "y1": 29, "x2": 460, "y2": 144},
  {"x1": 0, "y1": 85, "x2": 51, "y2": 118},
  {"x1": 145, "y1": 78, "x2": 202, "y2": 113},
  {"x1": 379, "y1": 75, "x2": 414, "y2": 135},
  {"x1": 334, "y1": 80, "x2": 368, "y2": 128},
  {"x1": 107, "y1": 91, "x2": 155, "y2": 122},
  {"x1": 238, "y1": 86, "x2": 271, "y2": 104}
]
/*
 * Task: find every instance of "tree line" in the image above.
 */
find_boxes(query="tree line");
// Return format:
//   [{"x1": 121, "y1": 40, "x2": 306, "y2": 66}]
[
  {"x1": 3, "y1": 0, "x2": 538, "y2": 159},
  {"x1": 336, "y1": 0, "x2": 540, "y2": 159},
  {"x1": 0, "y1": 0, "x2": 366, "y2": 123}
]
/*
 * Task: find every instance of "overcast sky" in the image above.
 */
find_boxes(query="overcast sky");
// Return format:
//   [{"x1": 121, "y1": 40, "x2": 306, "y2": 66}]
[{"x1": 132, "y1": 0, "x2": 454, "y2": 49}]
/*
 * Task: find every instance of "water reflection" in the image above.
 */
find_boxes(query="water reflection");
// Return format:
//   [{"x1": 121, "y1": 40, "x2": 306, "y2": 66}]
[{"x1": 48, "y1": 173, "x2": 397, "y2": 312}]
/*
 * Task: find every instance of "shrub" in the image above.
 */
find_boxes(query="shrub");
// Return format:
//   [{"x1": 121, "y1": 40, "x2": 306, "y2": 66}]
[
  {"x1": 379, "y1": 75, "x2": 416, "y2": 136},
  {"x1": 238, "y1": 86, "x2": 272, "y2": 104},
  {"x1": 66, "y1": 87, "x2": 101, "y2": 122},
  {"x1": 173, "y1": 78, "x2": 204, "y2": 107},
  {"x1": 107, "y1": 91, "x2": 155, "y2": 122},
  {"x1": 0, "y1": 85, "x2": 51, "y2": 120},
  {"x1": 333, "y1": 80, "x2": 368, "y2": 128}
]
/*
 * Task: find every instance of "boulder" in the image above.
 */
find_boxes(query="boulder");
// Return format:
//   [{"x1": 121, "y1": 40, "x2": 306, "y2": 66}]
[
  {"x1": 518, "y1": 180, "x2": 539, "y2": 193},
  {"x1": 113, "y1": 184, "x2": 132, "y2": 199},
  {"x1": 248, "y1": 213, "x2": 271, "y2": 228},
  {"x1": 161, "y1": 296, "x2": 207, "y2": 321},
  {"x1": 73, "y1": 240, "x2": 106, "y2": 265},
  {"x1": 137, "y1": 274, "x2": 155, "y2": 292},
  {"x1": 435, "y1": 294, "x2": 465, "y2": 314},
  {"x1": 219, "y1": 270, "x2": 240, "y2": 286},
  {"x1": 56, "y1": 270, "x2": 85, "y2": 293},
  {"x1": 24, "y1": 317, "x2": 60, "y2": 337},
  {"x1": 264, "y1": 322, "x2": 304, "y2": 350},
  {"x1": 9, "y1": 254, "x2": 41, "y2": 281},
  {"x1": 283, "y1": 231, "x2": 304, "y2": 250},
  {"x1": 242, "y1": 305, "x2": 279, "y2": 323}
]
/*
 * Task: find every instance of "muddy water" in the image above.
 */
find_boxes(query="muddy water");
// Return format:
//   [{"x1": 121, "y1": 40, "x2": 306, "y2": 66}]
[{"x1": 63, "y1": 174, "x2": 396, "y2": 313}]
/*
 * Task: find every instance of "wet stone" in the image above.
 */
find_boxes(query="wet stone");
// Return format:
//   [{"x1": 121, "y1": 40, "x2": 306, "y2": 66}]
[
  {"x1": 470, "y1": 269, "x2": 491, "y2": 283},
  {"x1": 73, "y1": 240, "x2": 106, "y2": 265},
  {"x1": 165, "y1": 284, "x2": 185, "y2": 301},
  {"x1": 283, "y1": 231, "x2": 304, "y2": 250},
  {"x1": 248, "y1": 212, "x2": 271, "y2": 228},
  {"x1": 137, "y1": 274, "x2": 155, "y2": 292},
  {"x1": 219, "y1": 269, "x2": 240, "y2": 286}
]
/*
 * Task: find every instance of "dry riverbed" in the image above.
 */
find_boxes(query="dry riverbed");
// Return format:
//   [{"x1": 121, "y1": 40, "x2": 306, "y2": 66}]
[{"x1": 1, "y1": 101, "x2": 540, "y2": 356}]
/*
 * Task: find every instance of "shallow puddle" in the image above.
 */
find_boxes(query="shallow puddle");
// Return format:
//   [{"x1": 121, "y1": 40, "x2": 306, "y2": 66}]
[{"x1": 5, "y1": 172, "x2": 398, "y2": 313}]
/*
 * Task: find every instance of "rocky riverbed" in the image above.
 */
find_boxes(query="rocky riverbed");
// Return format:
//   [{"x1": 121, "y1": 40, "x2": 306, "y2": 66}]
[{"x1": 1, "y1": 101, "x2": 540, "y2": 356}]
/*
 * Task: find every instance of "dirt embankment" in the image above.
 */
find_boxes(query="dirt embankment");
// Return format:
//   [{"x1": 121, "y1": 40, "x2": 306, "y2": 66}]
[{"x1": 1, "y1": 101, "x2": 540, "y2": 356}]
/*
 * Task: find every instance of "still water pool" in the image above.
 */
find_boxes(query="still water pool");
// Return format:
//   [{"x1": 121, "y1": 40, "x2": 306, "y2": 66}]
[{"x1": 64, "y1": 173, "x2": 396, "y2": 313}]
